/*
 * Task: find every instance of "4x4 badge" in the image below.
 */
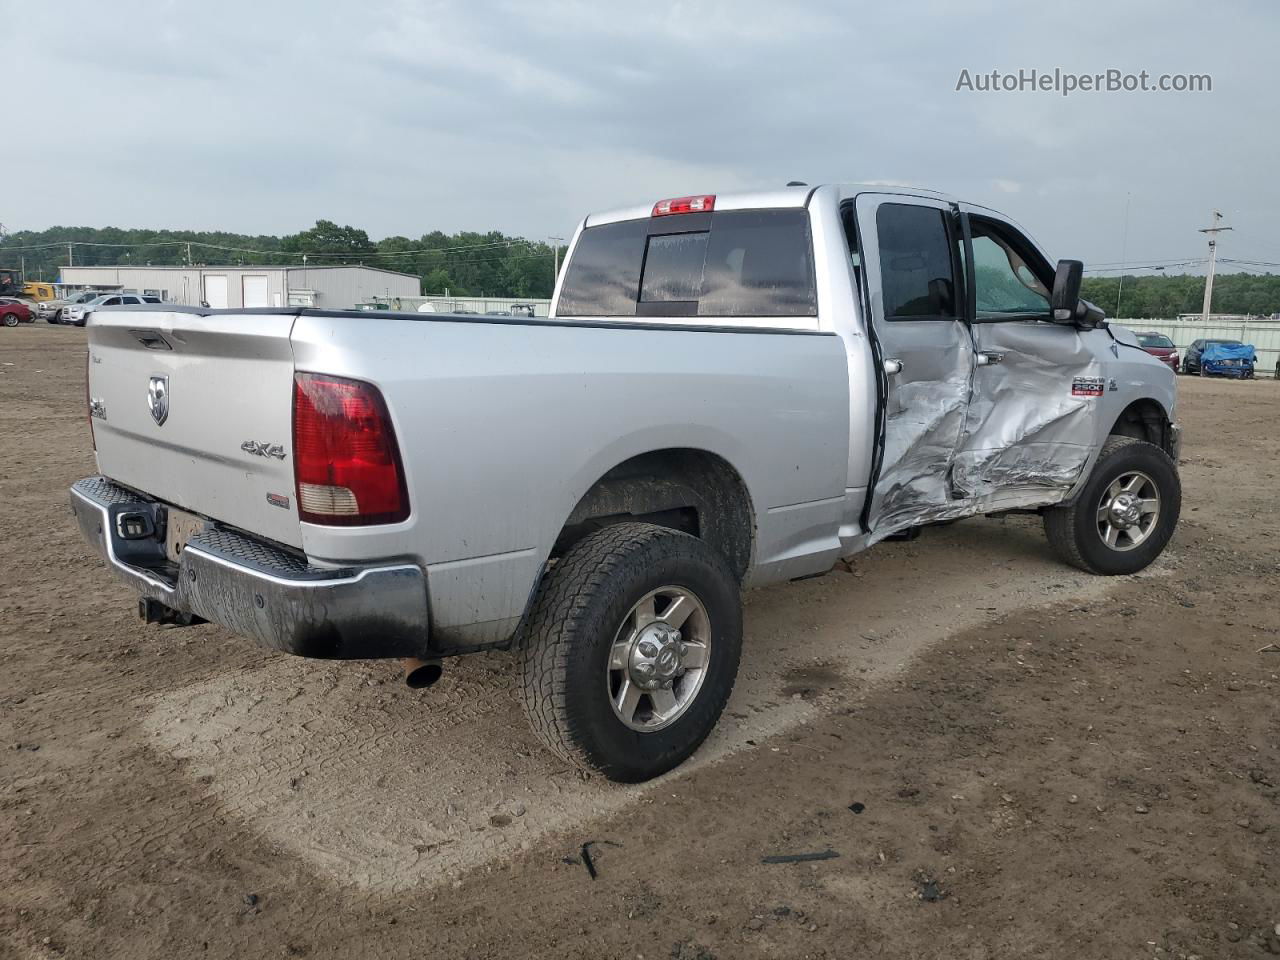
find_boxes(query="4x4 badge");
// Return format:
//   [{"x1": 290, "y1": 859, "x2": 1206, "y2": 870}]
[
  {"x1": 147, "y1": 375, "x2": 169, "y2": 426},
  {"x1": 241, "y1": 440, "x2": 286, "y2": 460}
]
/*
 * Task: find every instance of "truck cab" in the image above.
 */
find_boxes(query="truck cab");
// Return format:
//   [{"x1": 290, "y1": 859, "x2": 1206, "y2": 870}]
[{"x1": 553, "y1": 184, "x2": 1179, "y2": 550}]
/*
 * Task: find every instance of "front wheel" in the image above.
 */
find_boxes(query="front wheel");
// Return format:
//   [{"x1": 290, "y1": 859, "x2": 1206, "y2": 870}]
[
  {"x1": 519, "y1": 522, "x2": 742, "y2": 782},
  {"x1": 1044, "y1": 436, "x2": 1180, "y2": 575},
  {"x1": 2, "y1": 314, "x2": 18, "y2": 327}
]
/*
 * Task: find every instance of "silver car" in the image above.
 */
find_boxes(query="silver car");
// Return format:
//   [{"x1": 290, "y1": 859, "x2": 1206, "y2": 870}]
[{"x1": 63, "y1": 292, "x2": 161, "y2": 326}]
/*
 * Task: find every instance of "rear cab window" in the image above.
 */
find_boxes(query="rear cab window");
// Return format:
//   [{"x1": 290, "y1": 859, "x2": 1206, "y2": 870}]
[{"x1": 557, "y1": 209, "x2": 817, "y2": 320}]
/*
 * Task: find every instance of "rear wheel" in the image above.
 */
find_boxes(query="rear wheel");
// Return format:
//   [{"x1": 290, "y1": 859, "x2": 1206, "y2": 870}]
[
  {"x1": 2, "y1": 314, "x2": 18, "y2": 327},
  {"x1": 519, "y1": 522, "x2": 742, "y2": 782},
  {"x1": 1044, "y1": 436, "x2": 1180, "y2": 575}
]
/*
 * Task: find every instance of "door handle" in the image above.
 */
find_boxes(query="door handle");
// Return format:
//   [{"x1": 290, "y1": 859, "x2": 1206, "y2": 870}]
[
  {"x1": 976, "y1": 352, "x2": 1005, "y2": 366},
  {"x1": 883, "y1": 358, "x2": 904, "y2": 375}
]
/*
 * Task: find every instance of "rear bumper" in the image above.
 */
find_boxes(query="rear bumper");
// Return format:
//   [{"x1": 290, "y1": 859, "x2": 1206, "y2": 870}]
[{"x1": 70, "y1": 476, "x2": 430, "y2": 659}]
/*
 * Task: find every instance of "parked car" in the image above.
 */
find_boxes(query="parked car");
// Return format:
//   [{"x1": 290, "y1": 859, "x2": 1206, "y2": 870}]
[
  {"x1": 0, "y1": 298, "x2": 34, "y2": 326},
  {"x1": 70, "y1": 184, "x2": 1182, "y2": 782},
  {"x1": 63, "y1": 293, "x2": 162, "y2": 326},
  {"x1": 39, "y1": 290, "x2": 112, "y2": 324},
  {"x1": 1198, "y1": 341, "x2": 1256, "y2": 379},
  {"x1": 1135, "y1": 331, "x2": 1179, "y2": 372},
  {"x1": 1182, "y1": 338, "x2": 1246, "y2": 375}
]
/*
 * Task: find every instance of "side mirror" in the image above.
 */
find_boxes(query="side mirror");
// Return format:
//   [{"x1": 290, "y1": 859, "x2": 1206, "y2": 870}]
[
  {"x1": 1050, "y1": 259, "x2": 1083, "y2": 323},
  {"x1": 1076, "y1": 298, "x2": 1106, "y2": 328},
  {"x1": 1050, "y1": 260, "x2": 1106, "y2": 328}
]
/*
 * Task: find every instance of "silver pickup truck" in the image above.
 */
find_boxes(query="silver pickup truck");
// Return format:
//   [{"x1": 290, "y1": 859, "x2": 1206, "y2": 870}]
[{"x1": 72, "y1": 184, "x2": 1181, "y2": 781}]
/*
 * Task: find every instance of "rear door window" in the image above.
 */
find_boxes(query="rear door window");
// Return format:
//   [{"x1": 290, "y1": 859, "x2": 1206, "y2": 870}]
[
  {"x1": 558, "y1": 209, "x2": 817, "y2": 318},
  {"x1": 874, "y1": 203, "x2": 958, "y2": 320}
]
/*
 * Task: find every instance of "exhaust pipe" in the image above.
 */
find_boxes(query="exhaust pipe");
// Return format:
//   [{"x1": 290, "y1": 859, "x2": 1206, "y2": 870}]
[
  {"x1": 402, "y1": 657, "x2": 443, "y2": 689},
  {"x1": 138, "y1": 597, "x2": 205, "y2": 627}
]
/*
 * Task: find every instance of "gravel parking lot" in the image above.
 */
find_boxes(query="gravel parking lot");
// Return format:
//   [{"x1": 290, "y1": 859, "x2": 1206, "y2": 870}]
[{"x1": 3, "y1": 324, "x2": 1278, "y2": 959}]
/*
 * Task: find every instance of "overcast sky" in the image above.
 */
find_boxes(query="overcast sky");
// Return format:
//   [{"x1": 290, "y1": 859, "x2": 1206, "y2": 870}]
[{"x1": 7, "y1": 0, "x2": 1278, "y2": 272}]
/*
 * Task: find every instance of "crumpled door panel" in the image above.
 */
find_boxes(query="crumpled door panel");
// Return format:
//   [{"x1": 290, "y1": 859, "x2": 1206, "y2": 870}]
[
  {"x1": 954, "y1": 322, "x2": 1101, "y2": 498},
  {"x1": 870, "y1": 351, "x2": 973, "y2": 534}
]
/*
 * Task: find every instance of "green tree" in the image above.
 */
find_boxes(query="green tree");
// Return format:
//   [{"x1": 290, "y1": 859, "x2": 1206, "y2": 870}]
[{"x1": 280, "y1": 220, "x2": 375, "y2": 259}]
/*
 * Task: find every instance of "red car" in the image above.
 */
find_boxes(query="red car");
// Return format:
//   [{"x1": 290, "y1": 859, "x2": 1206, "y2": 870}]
[
  {"x1": 0, "y1": 298, "x2": 34, "y2": 327},
  {"x1": 1136, "y1": 331, "x2": 1179, "y2": 373}
]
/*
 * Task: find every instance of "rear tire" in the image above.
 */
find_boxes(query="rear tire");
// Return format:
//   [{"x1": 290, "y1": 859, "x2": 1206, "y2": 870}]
[
  {"x1": 519, "y1": 522, "x2": 742, "y2": 782},
  {"x1": 3, "y1": 314, "x2": 17, "y2": 327},
  {"x1": 1044, "y1": 436, "x2": 1180, "y2": 576}
]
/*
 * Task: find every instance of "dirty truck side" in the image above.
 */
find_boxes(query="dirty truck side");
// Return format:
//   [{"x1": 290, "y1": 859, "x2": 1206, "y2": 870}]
[{"x1": 71, "y1": 184, "x2": 1181, "y2": 781}]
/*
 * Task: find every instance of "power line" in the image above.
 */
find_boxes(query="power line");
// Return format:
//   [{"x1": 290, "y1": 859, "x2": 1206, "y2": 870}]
[
  {"x1": 0, "y1": 235, "x2": 548, "y2": 259},
  {"x1": 1085, "y1": 260, "x2": 1207, "y2": 273}
]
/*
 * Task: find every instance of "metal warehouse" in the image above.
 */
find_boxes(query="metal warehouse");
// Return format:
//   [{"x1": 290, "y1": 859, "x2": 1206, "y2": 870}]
[{"x1": 57, "y1": 264, "x2": 420, "y2": 310}]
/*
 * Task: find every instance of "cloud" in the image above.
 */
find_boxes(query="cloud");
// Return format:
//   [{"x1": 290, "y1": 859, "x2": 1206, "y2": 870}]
[{"x1": 7, "y1": 0, "x2": 1278, "y2": 269}]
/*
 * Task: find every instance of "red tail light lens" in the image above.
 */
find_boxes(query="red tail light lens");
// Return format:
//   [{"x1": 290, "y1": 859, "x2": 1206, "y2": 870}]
[
  {"x1": 652, "y1": 194, "x2": 715, "y2": 217},
  {"x1": 292, "y1": 373, "x2": 409, "y2": 526}
]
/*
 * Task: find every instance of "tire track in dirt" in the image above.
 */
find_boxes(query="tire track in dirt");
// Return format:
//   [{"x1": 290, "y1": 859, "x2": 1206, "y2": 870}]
[{"x1": 144, "y1": 517, "x2": 1171, "y2": 892}]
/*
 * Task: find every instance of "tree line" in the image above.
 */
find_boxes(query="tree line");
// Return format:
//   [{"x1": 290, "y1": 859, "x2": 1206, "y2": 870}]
[
  {"x1": 0, "y1": 221, "x2": 561, "y2": 299},
  {"x1": 1080, "y1": 272, "x2": 1280, "y2": 319},
  {"x1": 3, "y1": 221, "x2": 1279, "y2": 315}
]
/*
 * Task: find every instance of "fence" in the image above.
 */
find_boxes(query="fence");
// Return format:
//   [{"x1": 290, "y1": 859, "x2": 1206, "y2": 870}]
[{"x1": 1113, "y1": 317, "x2": 1280, "y2": 378}]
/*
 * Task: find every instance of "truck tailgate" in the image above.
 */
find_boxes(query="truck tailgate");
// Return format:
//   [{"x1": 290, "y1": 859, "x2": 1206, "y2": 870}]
[{"x1": 87, "y1": 309, "x2": 303, "y2": 548}]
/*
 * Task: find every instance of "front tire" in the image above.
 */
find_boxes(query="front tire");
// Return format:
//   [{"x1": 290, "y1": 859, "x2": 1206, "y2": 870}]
[
  {"x1": 1044, "y1": 436, "x2": 1180, "y2": 575},
  {"x1": 519, "y1": 522, "x2": 743, "y2": 782},
  {"x1": 3, "y1": 314, "x2": 18, "y2": 327}
]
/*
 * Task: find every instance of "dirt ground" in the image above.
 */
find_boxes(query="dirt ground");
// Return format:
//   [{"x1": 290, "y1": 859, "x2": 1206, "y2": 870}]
[{"x1": 2, "y1": 324, "x2": 1278, "y2": 960}]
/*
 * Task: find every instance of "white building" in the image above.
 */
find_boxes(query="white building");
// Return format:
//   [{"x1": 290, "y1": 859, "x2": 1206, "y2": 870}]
[{"x1": 58, "y1": 264, "x2": 419, "y2": 310}]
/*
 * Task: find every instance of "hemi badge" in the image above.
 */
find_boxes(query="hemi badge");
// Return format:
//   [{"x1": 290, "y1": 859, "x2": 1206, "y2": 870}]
[{"x1": 266, "y1": 493, "x2": 291, "y2": 510}]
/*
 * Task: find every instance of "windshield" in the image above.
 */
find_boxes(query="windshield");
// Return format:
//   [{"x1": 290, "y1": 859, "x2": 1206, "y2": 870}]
[
  {"x1": 1137, "y1": 334, "x2": 1174, "y2": 348},
  {"x1": 1208, "y1": 339, "x2": 1242, "y2": 347}
]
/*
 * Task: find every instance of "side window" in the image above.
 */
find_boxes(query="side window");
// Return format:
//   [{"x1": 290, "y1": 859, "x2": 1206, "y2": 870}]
[
  {"x1": 104, "y1": 297, "x2": 122, "y2": 306},
  {"x1": 969, "y1": 223, "x2": 1050, "y2": 320},
  {"x1": 874, "y1": 204, "x2": 957, "y2": 320}
]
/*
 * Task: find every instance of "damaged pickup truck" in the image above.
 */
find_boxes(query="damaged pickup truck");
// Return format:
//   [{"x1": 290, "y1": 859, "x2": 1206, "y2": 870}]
[{"x1": 71, "y1": 184, "x2": 1181, "y2": 781}]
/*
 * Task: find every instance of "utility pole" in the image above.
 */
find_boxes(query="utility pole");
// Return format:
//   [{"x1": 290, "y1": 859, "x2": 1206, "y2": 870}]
[
  {"x1": 1198, "y1": 210, "x2": 1232, "y2": 323},
  {"x1": 1115, "y1": 192, "x2": 1131, "y2": 318},
  {"x1": 67, "y1": 243, "x2": 74, "y2": 268},
  {"x1": 186, "y1": 242, "x2": 192, "y2": 266},
  {"x1": 549, "y1": 236, "x2": 565, "y2": 287}
]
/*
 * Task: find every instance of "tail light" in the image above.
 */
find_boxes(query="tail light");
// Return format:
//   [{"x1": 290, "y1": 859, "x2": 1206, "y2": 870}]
[
  {"x1": 292, "y1": 373, "x2": 409, "y2": 526},
  {"x1": 652, "y1": 194, "x2": 715, "y2": 217}
]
